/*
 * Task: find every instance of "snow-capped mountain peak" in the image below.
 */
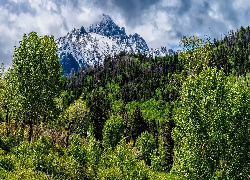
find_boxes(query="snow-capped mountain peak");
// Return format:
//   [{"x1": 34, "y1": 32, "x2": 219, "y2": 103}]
[
  {"x1": 55, "y1": 14, "x2": 174, "y2": 75},
  {"x1": 87, "y1": 14, "x2": 127, "y2": 39}
]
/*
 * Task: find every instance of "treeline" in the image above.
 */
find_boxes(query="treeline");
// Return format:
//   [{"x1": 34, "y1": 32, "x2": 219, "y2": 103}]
[
  {"x1": 211, "y1": 26, "x2": 250, "y2": 77},
  {"x1": 63, "y1": 26, "x2": 250, "y2": 108},
  {"x1": 63, "y1": 51, "x2": 182, "y2": 107}
]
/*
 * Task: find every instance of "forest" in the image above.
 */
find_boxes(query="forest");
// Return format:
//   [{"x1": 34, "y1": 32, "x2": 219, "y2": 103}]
[{"x1": 0, "y1": 26, "x2": 249, "y2": 179}]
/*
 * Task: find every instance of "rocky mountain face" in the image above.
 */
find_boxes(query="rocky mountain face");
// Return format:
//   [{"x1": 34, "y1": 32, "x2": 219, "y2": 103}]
[{"x1": 55, "y1": 14, "x2": 173, "y2": 75}]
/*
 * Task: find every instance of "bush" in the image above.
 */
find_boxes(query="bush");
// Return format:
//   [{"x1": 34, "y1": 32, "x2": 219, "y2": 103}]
[
  {"x1": 150, "y1": 149, "x2": 161, "y2": 172},
  {"x1": 61, "y1": 99, "x2": 90, "y2": 138},
  {"x1": 67, "y1": 133, "x2": 87, "y2": 167},
  {"x1": 136, "y1": 131, "x2": 156, "y2": 166},
  {"x1": 85, "y1": 130, "x2": 102, "y2": 178},
  {"x1": 0, "y1": 153, "x2": 15, "y2": 171},
  {"x1": 102, "y1": 115, "x2": 124, "y2": 150},
  {"x1": 97, "y1": 138, "x2": 152, "y2": 180}
]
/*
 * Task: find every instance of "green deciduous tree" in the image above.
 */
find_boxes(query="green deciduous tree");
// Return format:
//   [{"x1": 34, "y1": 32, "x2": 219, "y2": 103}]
[
  {"x1": 179, "y1": 35, "x2": 212, "y2": 76},
  {"x1": 11, "y1": 31, "x2": 64, "y2": 142},
  {"x1": 61, "y1": 98, "x2": 90, "y2": 147},
  {"x1": 97, "y1": 138, "x2": 151, "y2": 179},
  {"x1": 172, "y1": 67, "x2": 250, "y2": 179},
  {"x1": 0, "y1": 65, "x2": 22, "y2": 137},
  {"x1": 0, "y1": 63, "x2": 5, "y2": 122},
  {"x1": 136, "y1": 131, "x2": 155, "y2": 166},
  {"x1": 102, "y1": 115, "x2": 124, "y2": 150}
]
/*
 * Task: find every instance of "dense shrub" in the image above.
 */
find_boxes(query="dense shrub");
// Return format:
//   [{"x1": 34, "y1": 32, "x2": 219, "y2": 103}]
[
  {"x1": 97, "y1": 138, "x2": 152, "y2": 180},
  {"x1": 84, "y1": 129, "x2": 102, "y2": 178},
  {"x1": 67, "y1": 133, "x2": 87, "y2": 168},
  {"x1": 60, "y1": 98, "x2": 90, "y2": 138},
  {"x1": 136, "y1": 131, "x2": 156, "y2": 166},
  {"x1": 102, "y1": 115, "x2": 124, "y2": 150},
  {"x1": 0, "y1": 152, "x2": 15, "y2": 171}
]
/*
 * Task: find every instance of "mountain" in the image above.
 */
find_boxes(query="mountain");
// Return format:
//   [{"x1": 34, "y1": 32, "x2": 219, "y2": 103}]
[{"x1": 55, "y1": 14, "x2": 173, "y2": 75}]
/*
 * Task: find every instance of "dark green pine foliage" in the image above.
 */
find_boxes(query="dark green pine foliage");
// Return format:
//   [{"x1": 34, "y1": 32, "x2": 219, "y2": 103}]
[
  {"x1": 148, "y1": 118, "x2": 159, "y2": 150},
  {"x1": 158, "y1": 105, "x2": 175, "y2": 172},
  {"x1": 88, "y1": 89, "x2": 110, "y2": 142},
  {"x1": 121, "y1": 103, "x2": 129, "y2": 144},
  {"x1": 62, "y1": 51, "x2": 183, "y2": 106},
  {"x1": 129, "y1": 104, "x2": 149, "y2": 143},
  {"x1": 211, "y1": 26, "x2": 250, "y2": 77}
]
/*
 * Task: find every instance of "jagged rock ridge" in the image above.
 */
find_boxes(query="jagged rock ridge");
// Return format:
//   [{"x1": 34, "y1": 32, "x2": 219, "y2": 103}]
[{"x1": 55, "y1": 14, "x2": 173, "y2": 75}]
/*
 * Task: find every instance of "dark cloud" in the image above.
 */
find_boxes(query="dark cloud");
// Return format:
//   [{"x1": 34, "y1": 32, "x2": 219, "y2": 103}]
[
  {"x1": 178, "y1": 0, "x2": 192, "y2": 16},
  {"x1": 218, "y1": 1, "x2": 239, "y2": 27},
  {"x1": 196, "y1": 18, "x2": 203, "y2": 25},
  {"x1": 3, "y1": 0, "x2": 37, "y2": 16},
  {"x1": 198, "y1": 1, "x2": 210, "y2": 15},
  {"x1": 154, "y1": 0, "x2": 249, "y2": 43},
  {"x1": 93, "y1": 0, "x2": 161, "y2": 26}
]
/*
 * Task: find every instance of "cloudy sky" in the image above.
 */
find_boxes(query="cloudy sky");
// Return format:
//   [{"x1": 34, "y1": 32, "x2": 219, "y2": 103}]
[{"x1": 1, "y1": 0, "x2": 250, "y2": 68}]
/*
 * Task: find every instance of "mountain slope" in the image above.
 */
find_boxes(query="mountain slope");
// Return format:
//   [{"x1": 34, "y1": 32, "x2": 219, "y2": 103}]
[{"x1": 56, "y1": 14, "x2": 171, "y2": 75}]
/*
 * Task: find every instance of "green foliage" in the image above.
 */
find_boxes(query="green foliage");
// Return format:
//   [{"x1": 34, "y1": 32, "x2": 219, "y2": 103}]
[
  {"x1": 179, "y1": 35, "x2": 212, "y2": 76},
  {"x1": 0, "y1": 67, "x2": 23, "y2": 137},
  {"x1": 141, "y1": 98, "x2": 170, "y2": 127},
  {"x1": 129, "y1": 104, "x2": 149, "y2": 142},
  {"x1": 88, "y1": 89, "x2": 110, "y2": 141},
  {"x1": 157, "y1": 118, "x2": 175, "y2": 173},
  {"x1": 102, "y1": 115, "x2": 124, "y2": 150},
  {"x1": 0, "y1": 135, "x2": 18, "y2": 153},
  {"x1": 67, "y1": 134, "x2": 87, "y2": 168},
  {"x1": 150, "y1": 149, "x2": 161, "y2": 172},
  {"x1": 105, "y1": 82, "x2": 121, "y2": 102},
  {"x1": 111, "y1": 99, "x2": 124, "y2": 115},
  {"x1": 136, "y1": 131, "x2": 156, "y2": 166},
  {"x1": 97, "y1": 138, "x2": 152, "y2": 180},
  {"x1": 31, "y1": 135, "x2": 86, "y2": 179},
  {"x1": 0, "y1": 152, "x2": 15, "y2": 172},
  {"x1": 85, "y1": 131, "x2": 102, "y2": 178},
  {"x1": 1, "y1": 166, "x2": 52, "y2": 180},
  {"x1": 172, "y1": 67, "x2": 250, "y2": 179},
  {"x1": 10, "y1": 31, "x2": 64, "y2": 141},
  {"x1": 2, "y1": 27, "x2": 250, "y2": 179},
  {"x1": 60, "y1": 98, "x2": 90, "y2": 137},
  {"x1": 125, "y1": 100, "x2": 140, "y2": 118}
]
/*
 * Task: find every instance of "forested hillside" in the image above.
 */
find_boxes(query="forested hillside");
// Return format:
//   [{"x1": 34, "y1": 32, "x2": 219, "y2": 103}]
[{"x1": 0, "y1": 26, "x2": 249, "y2": 179}]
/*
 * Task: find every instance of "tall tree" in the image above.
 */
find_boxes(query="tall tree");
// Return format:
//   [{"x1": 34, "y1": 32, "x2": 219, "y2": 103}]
[
  {"x1": 179, "y1": 35, "x2": 212, "y2": 76},
  {"x1": 0, "y1": 64, "x2": 22, "y2": 137},
  {"x1": 11, "y1": 32, "x2": 64, "y2": 142},
  {"x1": 88, "y1": 89, "x2": 110, "y2": 142},
  {"x1": 172, "y1": 67, "x2": 250, "y2": 179},
  {"x1": 129, "y1": 104, "x2": 149, "y2": 143}
]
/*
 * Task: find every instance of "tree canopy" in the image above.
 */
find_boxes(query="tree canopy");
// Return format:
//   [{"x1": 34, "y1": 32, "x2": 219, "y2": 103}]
[{"x1": 11, "y1": 31, "x2": 64, "y2": 141}]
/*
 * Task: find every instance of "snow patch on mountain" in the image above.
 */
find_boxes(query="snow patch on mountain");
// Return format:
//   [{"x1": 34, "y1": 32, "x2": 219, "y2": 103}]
[{"x1": 55, "y1": 14, "x2": 176, "y2": 75}]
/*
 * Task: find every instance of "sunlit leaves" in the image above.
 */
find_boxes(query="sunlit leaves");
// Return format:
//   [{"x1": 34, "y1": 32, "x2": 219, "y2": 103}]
[
  {"x1": 10, "y1": 31, "x2": 64, "y2": 141},
  {"x1": 102, "y1": 115, "x2": 124, "y2": 150},
  {"x1": 62, "y1": 98, "x2": 90, "y2": 137},
  {"x1": 136, "y1": 131, "x2": 155, "y2": 166},
  {"x1": 172, "y1": 67, "x2": 250, "y2": 179},
  {"x1": 179, "y1": 35, "x2": 212, "y2": 76}
]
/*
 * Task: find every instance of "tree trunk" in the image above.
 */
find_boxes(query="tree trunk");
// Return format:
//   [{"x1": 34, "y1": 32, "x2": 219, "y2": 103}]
[
  {"x1": 65, "y1": 121, "x2": 73, "y2": 148},
  {"x1": 28, "y1": 118, "x2": 33, "y2": 142},
  {"x1": 122, "y1": 104, "x2": 129, "y2": 144},
  {"x1": 6, "y1": 107, "x2": 9, "y2": 137}
]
